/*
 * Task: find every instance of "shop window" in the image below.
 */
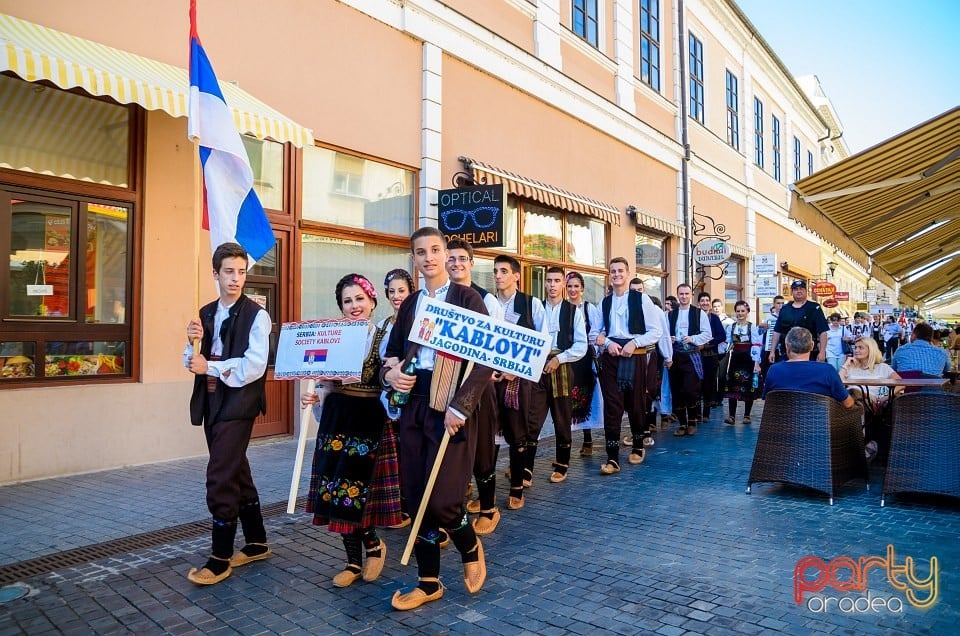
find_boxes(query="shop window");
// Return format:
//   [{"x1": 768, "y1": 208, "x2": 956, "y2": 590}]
[
  {"x1": 302, "y1": 146, "x2": 415, "y2": 236},
  {"x1": 724, "y1": 257, "x2": 743, "y2": 313},
  {"x1": 241, "y1": 137, "x2": 284, "y2": 210},
  {"x1": 635, "y1": 232, "x2": 667, "y2": 303},
  {"x1": 0, "y1": 75, "x2": 130, "y2": 187},
  {"x1": 566, "y1": 215, "x2": 606, "y2": 268},
  {"x1": 522, "y1": 205, "x2": 563, "y2": 260},
  {"x1": 2, "y1": 190, "x2": 132, "y2": 383}
]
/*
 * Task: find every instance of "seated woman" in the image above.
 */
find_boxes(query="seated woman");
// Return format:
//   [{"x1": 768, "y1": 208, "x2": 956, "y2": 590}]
[
  {"x1": 839, "y1": 336, "x2": 902, "y2": 461},
  {"x1": 763, "y1": 326, "x2": 855, "y2": 409}
]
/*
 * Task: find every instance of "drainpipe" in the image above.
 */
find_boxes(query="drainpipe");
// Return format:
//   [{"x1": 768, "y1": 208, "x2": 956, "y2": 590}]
[{"x1": 677, "y1": 0, "x2": 692, "y2": 283}]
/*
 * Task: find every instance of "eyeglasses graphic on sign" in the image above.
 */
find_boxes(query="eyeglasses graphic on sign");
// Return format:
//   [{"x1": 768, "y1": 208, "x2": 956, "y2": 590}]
[{"x1": 440, "y1": 206, "x2": 500, "y2": 231}]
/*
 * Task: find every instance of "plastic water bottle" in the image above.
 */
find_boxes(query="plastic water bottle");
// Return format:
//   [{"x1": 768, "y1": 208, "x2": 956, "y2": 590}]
[
  {"x1": 390, "y1": 356, "x2": 418, "y2": 407},
  {"x1": 751, "y1": 372, "x2": 760, "y2": 390}
]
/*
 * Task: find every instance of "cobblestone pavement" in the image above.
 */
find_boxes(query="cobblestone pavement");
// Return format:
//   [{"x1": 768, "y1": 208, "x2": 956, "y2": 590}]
[{"x1": 1, "y1": 403, "x2": 957, "y2": 635}]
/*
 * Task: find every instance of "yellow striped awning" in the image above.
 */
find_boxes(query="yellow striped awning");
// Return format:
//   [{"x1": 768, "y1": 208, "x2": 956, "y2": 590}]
[{"x1": 0, "y1": 13, "x2": 312, "y2": 147}]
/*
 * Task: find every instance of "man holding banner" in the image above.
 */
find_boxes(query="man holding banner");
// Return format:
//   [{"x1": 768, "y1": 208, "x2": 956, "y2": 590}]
[
  {"x1": 445, "y1": 239, "x2": 503, "y2": 536},
  {"x1": 383, "y1": 227, "x2": 494, "y2": 610},
  {"x1": 493, "y1": 255, "x2": 550, "y2": 510},
  {"x1": 595, "y1": 257, "x2": 663, "y2": 474}
]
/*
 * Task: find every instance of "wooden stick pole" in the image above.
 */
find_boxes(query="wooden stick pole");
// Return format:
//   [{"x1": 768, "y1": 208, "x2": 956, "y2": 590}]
[
  {"x1": 287, "y1": 378, "x2": 317, "y2": 514},
  {"x1": 400, "y1": 361, "x2": 474, "y2": 566}
]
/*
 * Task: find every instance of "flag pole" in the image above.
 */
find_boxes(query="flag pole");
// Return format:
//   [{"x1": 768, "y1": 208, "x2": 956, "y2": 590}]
[
  {"x1": 400, "y1": 361, "x2": 475, "y2": 566},
  {"x1": 287, "y1": 379, "x2": 317, "y2": 514}
]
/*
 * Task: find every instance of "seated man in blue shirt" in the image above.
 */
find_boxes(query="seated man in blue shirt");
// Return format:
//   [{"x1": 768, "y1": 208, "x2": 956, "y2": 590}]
[
  {"x1": 891, "y1": 322, "x2": 951, "y2": 378},
  {"x1": 764, "y1": 326, "x2": 854, "y2": 408}
]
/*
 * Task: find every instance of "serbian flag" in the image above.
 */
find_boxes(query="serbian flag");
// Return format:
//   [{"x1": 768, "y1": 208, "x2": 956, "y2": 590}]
[
  {"x1": 188, "y1": 1, "x2": 274, "y2": 264},
  {"x1": 304, "y1": 349, "x2": 328, "y2": 363}
]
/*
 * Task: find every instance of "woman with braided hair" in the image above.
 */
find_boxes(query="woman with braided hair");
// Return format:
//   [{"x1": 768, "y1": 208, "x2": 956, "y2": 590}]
[{"x1": 301, "y1": 273, "x2": 402, "y2": 588}]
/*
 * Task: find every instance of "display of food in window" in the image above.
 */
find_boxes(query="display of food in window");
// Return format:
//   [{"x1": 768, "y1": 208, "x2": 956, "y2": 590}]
[
  {"x1": 1, "y1": 356, "x2": 35, "y2": 379},
  {"x1": 43, "y1": 354, "x2": 123, "y2": 376}
]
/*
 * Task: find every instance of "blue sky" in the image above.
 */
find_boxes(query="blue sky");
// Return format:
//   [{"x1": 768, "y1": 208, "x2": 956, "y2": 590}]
[{"x1": 735, "y1": 0, "x2": 960, "y2": 153}]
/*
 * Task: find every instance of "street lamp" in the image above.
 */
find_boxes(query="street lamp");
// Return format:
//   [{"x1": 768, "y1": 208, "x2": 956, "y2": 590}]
[{"x1": 827, "y1": 260, "x2": 838, "y2": 277}]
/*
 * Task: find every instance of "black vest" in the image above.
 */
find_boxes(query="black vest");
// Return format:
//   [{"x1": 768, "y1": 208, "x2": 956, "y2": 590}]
[
  {"x1": 512, "y1": 292, "x2": 535, "y2": 330},
  {"x1": 601, "y1": 290, "x2": 647, "y2": 336},
  {"x1": 470, "y1": 282, "x2": 490, "y2": 299},
  {"x1": 189, "y1": 294, "x2": 268, "y2": 426},
  {"x1": 548, "y1": 299, "x2": 577, "y2": 351},
  {"x1": 668, "y1": 306, "x2": 703, "y2": 336}
]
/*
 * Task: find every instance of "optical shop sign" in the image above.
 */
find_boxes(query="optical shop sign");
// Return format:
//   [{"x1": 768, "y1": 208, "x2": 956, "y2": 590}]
[
  {"x1": 274, "y1": 319, "x2": 367, "y2": 381},
  {"x1": 438, "y1": 183, "x2": 505, "y2": 248},
  {"x1": 410, "y1": 298, "x2": 549, "y2": 381}
]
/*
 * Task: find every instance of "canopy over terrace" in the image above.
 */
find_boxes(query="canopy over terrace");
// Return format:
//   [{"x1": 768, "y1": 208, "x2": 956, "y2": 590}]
[{"x1": 789, "y1": 107, "x2": 960, "y2": 306}]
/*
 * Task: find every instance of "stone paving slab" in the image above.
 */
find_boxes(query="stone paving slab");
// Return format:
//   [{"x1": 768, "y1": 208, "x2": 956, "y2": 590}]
[{"x1": 1, "y1": 403, "x2": 958, "y2": 634}]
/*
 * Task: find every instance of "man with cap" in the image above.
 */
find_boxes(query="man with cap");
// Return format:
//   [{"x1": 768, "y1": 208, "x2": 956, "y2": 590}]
[{"x1": 769, "y1": 280, "x2": 828, "y2": 363}]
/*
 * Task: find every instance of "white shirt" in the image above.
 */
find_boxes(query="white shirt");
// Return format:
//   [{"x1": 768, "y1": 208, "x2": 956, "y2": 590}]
[
  {"x1": 496, "y1": 290, "x2": 549, "y2": 335},
  {"x1": 826, "y1": 324, "x2": 852, "y2": 358},
  {"x1": 182, "y1": 300, "x2": 271, "y2": 388},
  {"x1": 413, "y1": 280, "x2": 452, "y2": 372},
  {"x1": 673, "y1": 305, "x2": 713, "y2": 347},
  {"x1": 656, "y1": 307, "x2": 673, "y2": 361},
  {"x1": 763, "y1": 311, "x2": 779, "y2": 352},
  {"x1": 725, "y1": 321, "x2": 764, "y2": 363},
  {"x1": 603, "y1": 290, "x2": 663, "y2": 348},
  {"x1": 543, "y1": 299, "x2": 587, "y2": 364}
]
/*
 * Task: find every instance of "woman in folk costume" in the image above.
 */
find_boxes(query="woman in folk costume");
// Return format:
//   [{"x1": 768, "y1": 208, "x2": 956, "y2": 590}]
[
  {"x1": 722, "y1": 300, "x2": 764, "y2": 425},
  {"x1": 565, "y1": 271, "x2": 603, "y2": 456},
  {"x1": 375, "y1": 269, "x2": 416, "y2": 529},
  {"x1": 301, "y1": 273, "x2": 402, "y2": 587}
]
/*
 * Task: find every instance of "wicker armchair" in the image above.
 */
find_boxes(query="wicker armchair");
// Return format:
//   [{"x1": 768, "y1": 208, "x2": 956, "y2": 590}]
[
  {"x1": 881, "y1": 392, "x2": 960, "y2": 507},
  {"x1": 746, "y1": 390, "x2": 868, "y2": 505}
]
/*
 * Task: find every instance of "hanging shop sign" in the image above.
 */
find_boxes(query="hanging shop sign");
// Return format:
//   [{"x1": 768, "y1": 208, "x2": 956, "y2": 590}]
[
  {"x1": 438, "y1": 183, "x2": 505, "y2": 248},
  {"x1": 834, "y1": 291, "x2": 850, "y2": 301},
  {"x1": 693, "y1": 239, "x2": 731, "y2": 266},
  {"x1": 822, "y1": 298, "x2": 839, "y2": 309},
  {"x1": 811, "y1": 282, "x2": 837, "y2": 297}
]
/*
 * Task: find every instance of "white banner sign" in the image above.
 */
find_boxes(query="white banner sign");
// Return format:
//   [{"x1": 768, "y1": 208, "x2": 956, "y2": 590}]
[
  {"x1": 274, "y1": 319, "x2": 368, "y2": 380},
  {"x1": 26, "y1": 284, "x2": 53, "y2": 296},
  {"x1": 755, "y1": 276, "x2": 779, "y2": 297},
  {"x1": 870, "y1": 303, "x2": 894, "y2": 315},
  {"x1": 409, "y1": 297, "x2": 550, "y2": 382},
  {"x1": 754, "y1": 253, "x2": 778, "y2": 276}
]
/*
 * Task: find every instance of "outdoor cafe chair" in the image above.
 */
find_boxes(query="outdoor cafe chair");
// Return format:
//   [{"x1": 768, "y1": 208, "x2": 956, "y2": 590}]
[
  {"x1": 881, "y1": 391, "x2": 960, "y2": 507},
  {"x1": 746, "y1": 390, "x2": 868, "y2": 505}
]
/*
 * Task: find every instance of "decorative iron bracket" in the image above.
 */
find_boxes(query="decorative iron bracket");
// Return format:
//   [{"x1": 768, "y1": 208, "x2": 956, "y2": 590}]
[{"x1": 692, "y1": 206, "x2": 730, "y2": 287}]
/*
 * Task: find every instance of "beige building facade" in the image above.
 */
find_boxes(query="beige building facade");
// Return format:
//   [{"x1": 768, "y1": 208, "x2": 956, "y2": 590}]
[{"x1": 0, "y1": 0, "x2": 863, "y2": 483}]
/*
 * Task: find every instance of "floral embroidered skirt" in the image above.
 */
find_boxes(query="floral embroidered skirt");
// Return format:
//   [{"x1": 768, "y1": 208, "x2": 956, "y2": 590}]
[
  {"x1": 570, "y1": 352, "x2": 598, "y2": 425},
  {"x1": 724, "y1": 347, "x2": 759, "y2": 401},
  {"x1": 306, "y1": 392, "x2": 402, "y2": 533}
]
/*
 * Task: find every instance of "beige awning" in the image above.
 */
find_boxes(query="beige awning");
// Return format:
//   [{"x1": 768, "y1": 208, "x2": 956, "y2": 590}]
[
  {"x1": 0, "y1": 12, "x2": 313, "y2": 147},
  {"x1": 463, "y1": 156, "x2": 631, "y2": 228},
  {"x1": 789, "y1": 107, "x2": 960, "y2": 303}
]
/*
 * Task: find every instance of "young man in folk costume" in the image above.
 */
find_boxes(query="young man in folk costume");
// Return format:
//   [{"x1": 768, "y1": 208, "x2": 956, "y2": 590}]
[
  {"x1": 446, "y1": 238, "x2": 502, "y2": 536},
  {"x1": 492, "y1": 254, "x2": 550, "y2": 510},
  {"x1": 594, "y1": 257, "x2": 663, "y2": 474},
  {"x1": 698, "y1": 292, "x2": 728, "y2": 421},
  {"x1": 382, "y1": 227, "x2": 494, "y2": 610},
  {"x1": 537, "y1": 266, "x2": 588, "y2": 483},
  {"x1": 668, "y1": 284, "x2": 713, "y2": 437},
  {"x1": 184, "y1": 242, "x2": 272, "y2": 585}
]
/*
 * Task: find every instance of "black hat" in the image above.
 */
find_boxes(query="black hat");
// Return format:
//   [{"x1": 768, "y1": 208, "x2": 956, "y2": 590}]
[{"x1": 790, "y1": 280, "x2": 807, "y2": 289}]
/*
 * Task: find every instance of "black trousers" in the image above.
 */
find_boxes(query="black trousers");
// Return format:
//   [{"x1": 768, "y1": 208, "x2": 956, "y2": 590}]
[
  {"x1": 498, "y1": 378, "x2": 548, "y2": 448},
  {"x1": 397, "y1": 395, "x2": 478, "y2": 530},
  {"x1": 472, "y1": 383, "x2": 499, "y2": 479},
  {"x1": 598, "y1": 351, "x2": 657, "y2": 460},
  {"x1": 203, "y1": 417, "x2": 259, "y2": 521},
  {"x1": 700, "y1": 354, "x2": 719, "y2": 415},
  {"x1": 531, "y1": 369, "x2": 574, "y2": 450}
]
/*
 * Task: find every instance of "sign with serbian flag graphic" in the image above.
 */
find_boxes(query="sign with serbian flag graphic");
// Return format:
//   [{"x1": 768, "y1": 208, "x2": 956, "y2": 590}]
[
  {"x1": 274, "y1": 320, "x2": 367, "y2": 380},
  {"x1": 188, "y1": 1, "x2": 275, "y2": 264}
]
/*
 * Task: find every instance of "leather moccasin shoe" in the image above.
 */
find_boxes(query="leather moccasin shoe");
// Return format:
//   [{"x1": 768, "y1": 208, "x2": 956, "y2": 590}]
[
  {"x1": 472, "y1": 508, "x2": 501, "y2": 535},
  {"x1": 673, "y1": 426, "x2": 687, "y2": 437},
  {"x1": 549, "y1": 470, "x2": 567, "y2": 483},
  {"x1": 465, "y1": 499, "x2": 481, "y2": 514},
  {"x1": 332, "y1": 566, "x2": 362, "y2": 588},
  {"x1": 628, "y1": 450, "x2": 645, "y2": 465},
  {"x1": 507, "y1": 495, "x2": 525, "y2": 510},
  {"x1": 686, "y1": 424, "x2": 698, "y2": 436},
  {"x1": 391, "y1": 580, "x2": 444, "y2": 610},
  {"x1": 362, "y1": 540, "x2": 386, "y2": 582},
  {"x1": 228, "y1": 544, "x2": 271, "y2": 568},
  {"x1": 463, "y1": 540, "x2": 486, "y2": 594},
  {"x1": 600, "y1": 460, "x2": 621, "y2": 475},
  {"x1": 187, "y1": 558, "x2": 232, "y2": 586}
]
